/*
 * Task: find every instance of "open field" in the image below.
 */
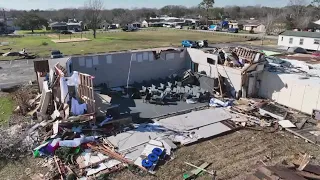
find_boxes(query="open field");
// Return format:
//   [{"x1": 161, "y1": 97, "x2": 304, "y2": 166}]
[{"x1": 0, "y1": 29, "x2": 248, "y2": 60}]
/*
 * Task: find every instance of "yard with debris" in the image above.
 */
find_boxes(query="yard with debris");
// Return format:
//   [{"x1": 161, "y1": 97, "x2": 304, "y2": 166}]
[
  {"x1": 0, "y1": 29, "x2": 248, "y2": 60},
  {"x1": 1, "y1": 128, "x2": 320, "y2": 180},
  {"x1": 112, "y1": 129, "x2": 320, "y2": 180},
  {"x1": 1, "y1": 31, "x2": 320, "y2": 180}
]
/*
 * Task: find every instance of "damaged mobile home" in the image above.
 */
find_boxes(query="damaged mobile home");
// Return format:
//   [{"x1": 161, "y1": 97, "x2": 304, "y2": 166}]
[{"x1": 28, "y1": 45, "x2": 320, "y2": 179}]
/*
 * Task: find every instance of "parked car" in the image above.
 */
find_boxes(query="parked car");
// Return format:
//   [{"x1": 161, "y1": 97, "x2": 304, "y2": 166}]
[
  {"x1": 182, "y1": 40, "x2": 197, "y2": 48},
  {"x1": 175, "y1": 25, "x2": 182, "y2": 29},
  {"x1": 51, "y1": 50, "x2": 63, "y2": 59},
  {"x1": 199, "y1": 25, "x2": 208, "y2": 30},
  {"x1": 196, "y1": 40, "x2": 208, "y2": 48},
  {"x1": 228, "y1": 28, "x2": 239, "y2": 33},
  {"x1": 60, "y1": 30, "x2": 72, "y2": 34}
]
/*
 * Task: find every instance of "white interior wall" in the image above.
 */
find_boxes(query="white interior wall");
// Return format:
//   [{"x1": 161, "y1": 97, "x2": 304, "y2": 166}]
[
  {"x1": 187, "y1": 48, "x2": 243, "y2": 93},
  {"x1": 259, "y1": 71, "x2": 320, "y2": 114},
  {"x1": 70, "y1": 50, "x2": 187, "y2": 87}
]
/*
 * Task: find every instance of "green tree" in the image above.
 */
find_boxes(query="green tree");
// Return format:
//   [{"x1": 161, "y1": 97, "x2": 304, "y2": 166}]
[
  {"x1": 198, "y1": 0, "x2": 215, "y2": 26},
  {"x1": 15, "y1": 13, "x2": 47, "y2": 33}
]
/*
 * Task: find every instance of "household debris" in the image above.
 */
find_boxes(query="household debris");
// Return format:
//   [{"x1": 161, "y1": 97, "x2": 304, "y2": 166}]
[
  {"x1": 246, "y1": 153, "x2": 320, "y2": 180},
  {"x1": 8, "y1": 45, "x2": 320, "y2": 179}
]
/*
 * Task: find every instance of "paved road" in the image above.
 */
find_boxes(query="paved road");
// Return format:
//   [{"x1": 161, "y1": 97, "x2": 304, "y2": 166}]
[
  {"x1": 0, "y1": 59, "x2": 36, "y2": 89},
  {"x1": 183, "y1": 29, "x2": 278, "y2": 40}
]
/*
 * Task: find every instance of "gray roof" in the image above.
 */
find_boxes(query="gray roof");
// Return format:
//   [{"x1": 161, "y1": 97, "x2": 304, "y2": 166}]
[{"x1": 280, "y1": 31, "x2": 320, "y2": 38}]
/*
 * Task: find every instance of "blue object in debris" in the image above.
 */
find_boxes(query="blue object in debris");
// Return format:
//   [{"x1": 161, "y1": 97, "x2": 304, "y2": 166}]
[
  {"x1": 148, "y1": 153, "x2": 159, "y2": 162},
  {"x1": 152, "y1": 148, "x2": 163, "y2": 156},
  {"x1": 142, "y1": 159, "x2": 153, "y2": 168}
]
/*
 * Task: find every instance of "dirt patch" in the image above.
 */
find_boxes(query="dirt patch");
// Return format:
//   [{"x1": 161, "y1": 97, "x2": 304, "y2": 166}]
[
  {"x1": 47, "y1": 34, "x2": 58, "y2": 38},
  {"x1": 51, "y1": 38, "x2": 91, "y2": 43}
]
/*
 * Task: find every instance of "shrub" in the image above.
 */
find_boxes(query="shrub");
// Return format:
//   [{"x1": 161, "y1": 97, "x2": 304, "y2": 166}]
[{"x1": 41, "y1": 41, "x2": 48, "y2": 46}]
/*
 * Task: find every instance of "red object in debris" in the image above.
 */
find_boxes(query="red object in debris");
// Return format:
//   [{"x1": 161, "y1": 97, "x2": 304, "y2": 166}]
[{"x1": 312, "y1": 52, "x2": 320, "y2": 57}]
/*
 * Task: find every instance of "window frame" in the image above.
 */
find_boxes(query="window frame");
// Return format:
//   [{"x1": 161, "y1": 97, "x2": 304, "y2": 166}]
[
  {"x1": 289, "y1": 38, "x2": 293, "y2": 44},
  {"x1": 299, "y1": 38, "x2": 304, "y2": 45}
]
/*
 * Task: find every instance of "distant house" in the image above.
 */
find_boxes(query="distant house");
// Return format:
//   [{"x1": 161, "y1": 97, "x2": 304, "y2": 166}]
[
  {"x1": 49, "y1": 22, "x2": 67, "y2": 31},
  {"x1": 132, "y1": 22, "x2": 141, "y2": 28},
  {"x1": 141, "y1": 20, "x2": 148, "y2": 28},
  {"x1": 243, "y1": 24, "x2": 266, "y2": 33},
  {"x1": 278, "y1": 30, "x2": 320, "y2": 51},
  {"x1": 49, "y1": 19, "x2": 83, "y2": 31}
]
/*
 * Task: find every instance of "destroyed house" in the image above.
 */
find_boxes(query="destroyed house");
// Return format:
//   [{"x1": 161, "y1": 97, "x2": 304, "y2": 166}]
[
  {"x1": 30, "y1": 46, "x2": 320, "y2": 178},
  {"x1": 35, "y1": 46, "x2": 319, "y2": 121}
]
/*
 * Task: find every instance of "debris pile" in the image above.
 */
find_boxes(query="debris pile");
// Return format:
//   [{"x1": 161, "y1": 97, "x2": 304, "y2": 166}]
[{"x1": 247, "y1": 153, "x2": 320, "y2": 180}]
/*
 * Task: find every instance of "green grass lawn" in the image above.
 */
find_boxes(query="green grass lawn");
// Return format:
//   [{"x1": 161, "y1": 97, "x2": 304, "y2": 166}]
[
  {"x1": 0, "y1": 97, "x2": 14, "y2": 125},
  {"x1": 0, "y1": 29, "x2": 248, "y2": 60},
  {"x1": 16, "y1": 29, "x2": 56, "y2": 34}
]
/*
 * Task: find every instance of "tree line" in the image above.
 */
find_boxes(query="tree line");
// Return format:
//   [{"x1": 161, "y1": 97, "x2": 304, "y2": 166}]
[{"x1": 2, "y1": 0, "x2": 320, "y2": 36}]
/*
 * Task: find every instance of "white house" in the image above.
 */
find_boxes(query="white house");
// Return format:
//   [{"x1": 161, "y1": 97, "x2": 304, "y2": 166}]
[
  {"x1": 141, "y1": 20, "x2": 148, "y2": 28},
  {"x1": 278, "y1": 31, "x2": 320, "y2": 51}
]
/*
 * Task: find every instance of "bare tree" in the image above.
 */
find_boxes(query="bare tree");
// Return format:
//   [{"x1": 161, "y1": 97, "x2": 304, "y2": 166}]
[
  {"x1": 288, "y1": 0, "x2": 307, "y2": 19},
  {"x1": 198, "y1": 0, "x2": 215, "y2": 26},
  {"x1": 84, "y1": 0, "x2": 103, "y2": 39},
  {"x1": 263, "y1": 13, "x2": 276, "y2": 35},
  {"x1": 296, "y1": 14, "x2": 312, "y2": 29}
]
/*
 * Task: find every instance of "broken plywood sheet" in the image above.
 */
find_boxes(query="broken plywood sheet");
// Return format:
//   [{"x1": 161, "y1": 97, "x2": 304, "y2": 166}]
[
  {"x1": 106, "y1": 124, "x2": 172, "y2": 152},
  {"x1": 76, "y1": 150, "x2": 121, "y2": 176},
  {"x1": 156, "y1": 108, "x2": 231, "y2": 131},
  {"x1": 39, "y1": 81, "x2": 51, "y2": 114},
  {"x1": 173, "y1": 122, "x2": 232, "y2": 145}
]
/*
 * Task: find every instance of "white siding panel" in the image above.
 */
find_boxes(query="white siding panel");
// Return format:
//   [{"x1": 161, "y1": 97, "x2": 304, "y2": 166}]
[
  {"x1": 277, "y1": 82, "x2": 292, "y2": 107},
  {"x1": 289, "y1": 84, "x2": 305, "y2": 111},
  {"x1": 301, "y1": 86, "x2": 320, "y2": 114},
  {"x1": 317, "y1": 92, "x2": 320, "y2": 110}
]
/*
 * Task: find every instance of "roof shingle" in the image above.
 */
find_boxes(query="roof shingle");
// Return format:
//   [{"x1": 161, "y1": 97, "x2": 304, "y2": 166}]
[{"x1": 280, "y1": 31, "x2": 320, "y2": 38}]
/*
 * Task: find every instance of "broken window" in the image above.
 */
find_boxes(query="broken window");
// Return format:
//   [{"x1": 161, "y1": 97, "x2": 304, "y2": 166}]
[
  {"x1": 289, "y1": 38, "x2": 293, "y2": 44},
  {"x1": 86, "y1": 58, "x2": 93, "y2": 68},
  {"x1": 137, "y1": 54, "x2": 143, "y2": 62},
  {"x1": 152, "y1": 51, "x2": 160, "y2": 59},
  {"x1": 143, "y1": 52, "x2": 149, "y2": 60},
  {"x1": 299, "y1": 38, "x2": 304, "y2": 45},
  {"x1": 106, "y1": 55, "x2": 112, "y2": 64},
  {"x1": 149, "y1": 52, "x2": 154, "y2": 61},
  {"x1": 93, "y1": 56, "x2": 99, "y2": 65},
  {"x1": 131, "y1": 53, "x2": 136, "y2": 61},
  {"x1": 79, "y1": 57, "x2": 85, "y2": 67},
  {"x1": 207, "y1": 58, "x2": 215, "y2": 65}
]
